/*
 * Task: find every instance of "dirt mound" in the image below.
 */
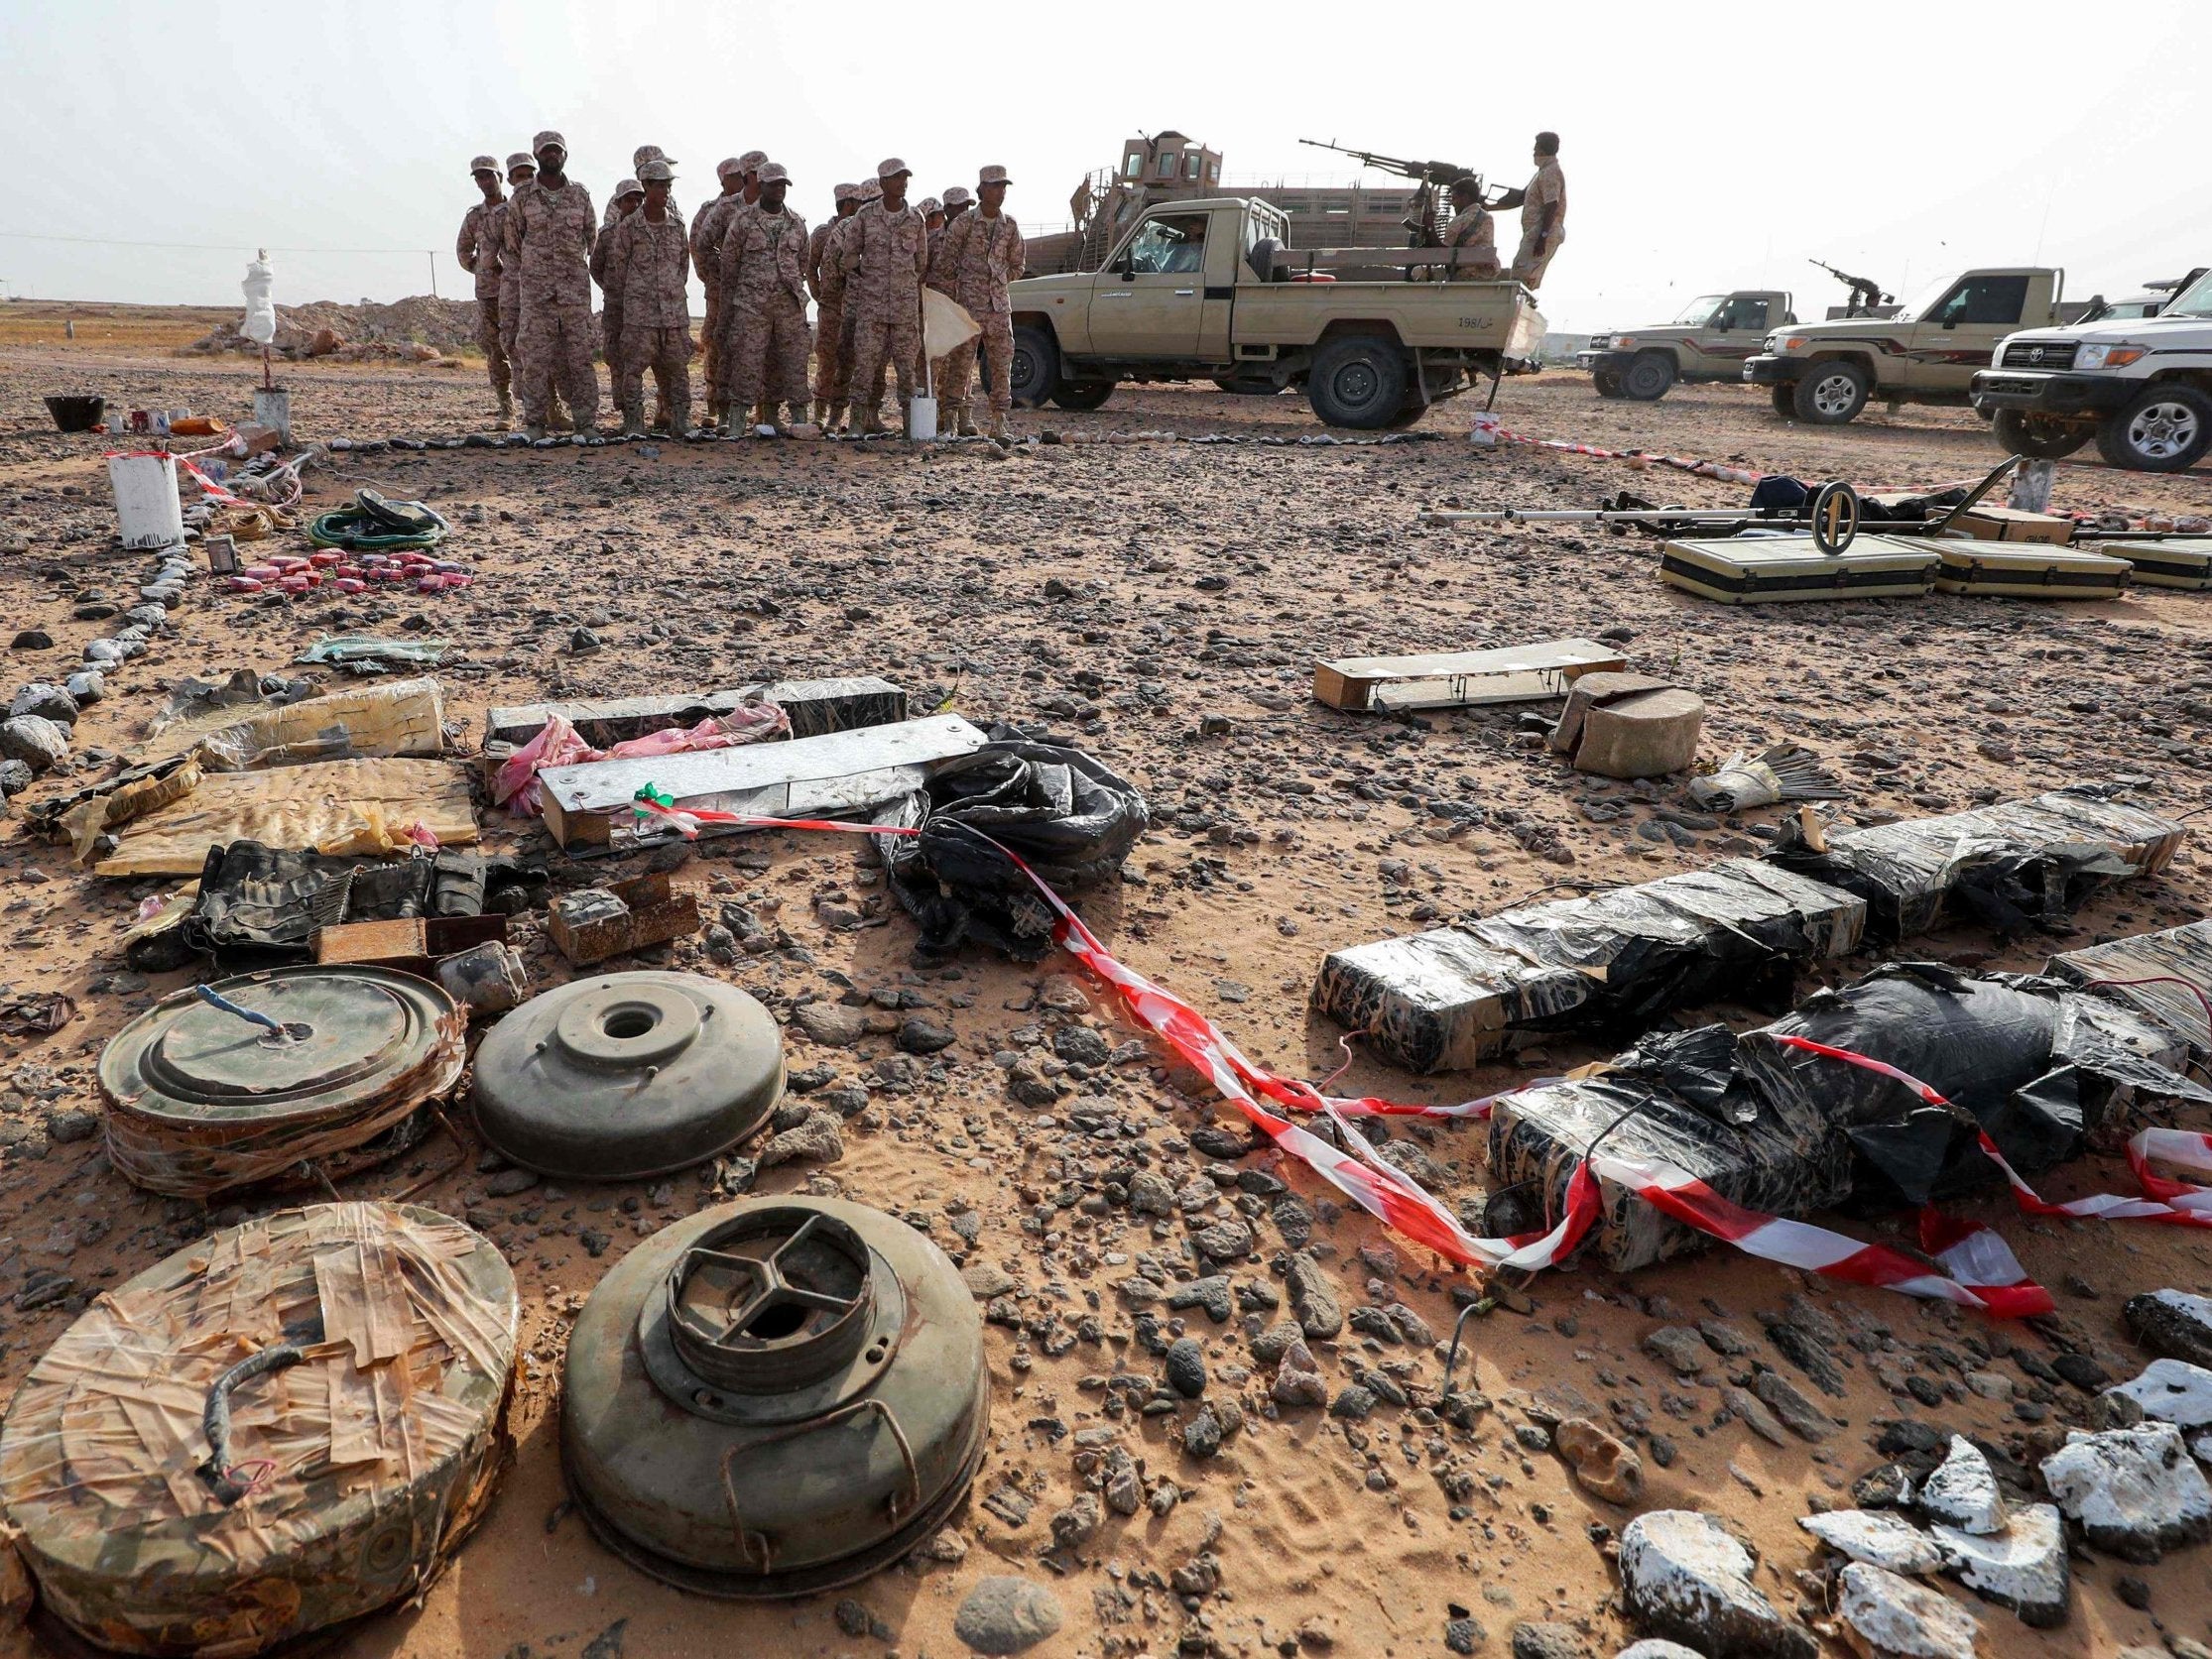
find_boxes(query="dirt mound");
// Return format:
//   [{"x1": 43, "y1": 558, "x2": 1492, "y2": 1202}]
[{"x1": 184, "y1": 295, "x2": 478, "y2": 362}]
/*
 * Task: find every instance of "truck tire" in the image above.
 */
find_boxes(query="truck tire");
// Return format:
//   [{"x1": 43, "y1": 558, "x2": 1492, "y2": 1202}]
[
  {"x1": 1593, "y1": 368, "x2": 1625, "y2": 399},
  {"x1": 1620, "y1": 353, "x2": 1675, "y2": 402},
  {"x1": 1307, "y1": 334, "x2": 1411, "y2": 429},
  {"x1": 2096, "y1": 384, "x2": 2212, "y2": 473},
  {"x1": 1769, "y1": 383, "x2": 1797, "y2": 417},
  {"x1": 1993, "y1": 410, "x2": 2091, "y2": 461},
  {"x1": 1050, "y1": 379, "x2": 1115, "y2": 412},
  {"x1": 1793, "y1": 360, "x2": 1871, "y2": 424},
  {"x1": 1010, "y1": 325, "x2": 1059, "y2": 409}
]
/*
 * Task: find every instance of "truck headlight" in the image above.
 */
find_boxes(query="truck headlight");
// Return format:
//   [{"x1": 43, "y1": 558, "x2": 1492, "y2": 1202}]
[
  {"x1": 2075, "y1": 343, "x2": 2146, "y2": 370},
  {"x1": 1613, "y1": 336, "x2": 1636, "y2": 349},
  {"x1": 1773, "y1": 336, "x2": 1807, "y2": 353}
]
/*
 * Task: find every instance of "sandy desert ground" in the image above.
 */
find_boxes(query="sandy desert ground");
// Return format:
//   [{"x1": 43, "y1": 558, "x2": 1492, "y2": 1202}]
[{"x1": 0, "y1": 333, "x2": 2209, "y2": 1659}]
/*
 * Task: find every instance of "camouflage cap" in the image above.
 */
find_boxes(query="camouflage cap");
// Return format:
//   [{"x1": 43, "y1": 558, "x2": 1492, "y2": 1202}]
[
  {"x1": 532, "y1": 130, "x2": 566, "y2": 155},
  {"x1": 758, "y1": 162, "x2": 791, "y2": 184},
  {"x1": 716, "y1": 156, "x2": 747, "y2": 179},
  {"x1": 736, "y1": 150, "x2": 768, "y2": 173},
  {"x1": 633, "y1": 145, "x2": 672, "y2": 168},
  {"x1": 468, "y1": 155, "x2": 499, "y2": 176},
  {"x1": 941, "y1": 185, "x2": 973, "y2": 207},
  {"x1": 977, "y1": 164, "x2": 1012, "y2": 187},
  {"x1": 858, "y1": 181, "x2": 883, "y2": 202},
  {"x1": 832, "y1": 182, "x2": 861, "y2": 203},
  {"x1": 613, "y1": 177, "x2": 645, "y2": 200},
  {"x1": 637, "y1": 160, "x2": 675, "y2": 183},
  {"x1": 876, "y1": 157, "x2": 912, "y2": 180},
  {"x1": 917, "y1": 196, "x2": 942, "y2": 216},
  {"x1": 505, "y1": 152, "x2": 537, "y2": 176}
]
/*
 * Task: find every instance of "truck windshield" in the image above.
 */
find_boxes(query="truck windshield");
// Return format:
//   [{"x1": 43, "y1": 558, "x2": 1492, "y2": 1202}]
[
  {"x1": 1671, "y1": 296, "x2": 1726, "y2": 325},
  {"x1": 2167, "y1": 269, "x2": 2212, "y2": 319},
  {"x1": 1892, "y1": 274, "x2": 1961, "y2": 323}
]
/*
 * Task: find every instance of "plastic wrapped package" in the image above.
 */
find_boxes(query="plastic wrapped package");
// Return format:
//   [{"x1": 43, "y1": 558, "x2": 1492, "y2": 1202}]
[
  {"x1": 876, "y1": 733, "x2": 1149, "y2": 959},
  {"x1": 2046, "y1": 919, "x2": 2212, "y2": 1059},
  {"x1": 0, "y1": 1203, "x2": 516, "y2": 1657}
]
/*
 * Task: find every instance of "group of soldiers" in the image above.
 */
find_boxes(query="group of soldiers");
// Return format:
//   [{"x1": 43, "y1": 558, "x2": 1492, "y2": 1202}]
[
  {"x1": 1435, "y1": 131, "x2": 1567, "y2": 287},
  {"x1": 454, "y1": 134, "x2": 1025, "y2": 440}
]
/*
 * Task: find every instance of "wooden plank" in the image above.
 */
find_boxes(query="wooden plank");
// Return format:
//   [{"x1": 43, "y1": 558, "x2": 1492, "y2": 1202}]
[
  {"x1": 1312, "y1": 639, "x2": 1625, "y2": 713},
  {"x1": 539, "y1": 714, "x2": 989, "y2": 850},
  {"x1": 484, "y1": 676, "x2": 908, "y2": 749}
]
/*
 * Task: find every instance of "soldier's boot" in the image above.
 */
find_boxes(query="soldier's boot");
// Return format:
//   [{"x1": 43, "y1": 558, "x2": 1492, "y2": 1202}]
[
  {"x1": 495, "y1": 389, "x2": 514, "y2": 428},
  {"x1": 987, "y1": 410, "x2": 1011, "y2": 442},
  {"x1": 828, "y1": 400, "x2": 849, "y2": 433},
  {"x1": 523, "y1": 423, "x2": 548, "y2": 441},
  {"x1": 952, "y1": 403, "x2": 977, "y2": 438},
  {"x1": 853, "y1": 406, "x2": 885, "y2": 436},
  {"x1": 807, "y1": 400, "x2": 827, "y2": 427},
  {"x1": 621, "y1": 398, "x2": 647, "y2": 439}
]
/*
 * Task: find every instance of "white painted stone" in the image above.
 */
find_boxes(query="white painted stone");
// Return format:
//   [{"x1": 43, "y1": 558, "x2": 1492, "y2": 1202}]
[
  {"x1": 2040, "y1": 1422, "x2": 2212, "y2": 1564},
  {"x1": 2113, "y1": 1358, "x2": 2212, "y2": 1431},
  {"x1": 1619, "y1": 1509, "x2": 1814, "y2": 1659},
  {"x1": 1931, "y1": 1502, "x2": 2069, "y2": 1628},
  {"x1": 1917, "y1": 1437, "x2": 2006, "y2": 1536},
  {"x1": 1799, "y1": 1510, "x2": 1945, "y2": 1575},
  {"x1": 1838, "y1": 1564, "x2": 1980, "y2": 1659}
]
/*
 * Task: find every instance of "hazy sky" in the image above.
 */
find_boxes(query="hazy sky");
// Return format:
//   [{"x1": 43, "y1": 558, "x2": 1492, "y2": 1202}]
[{"x1": 3, "y1": 0, "x2": 2207, "y2": 334}]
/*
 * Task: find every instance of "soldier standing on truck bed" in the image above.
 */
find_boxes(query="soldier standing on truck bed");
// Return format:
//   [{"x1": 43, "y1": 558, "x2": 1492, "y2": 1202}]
[
  {"x1": 455, "y1": 156, "x2": 513, "y2": 425},
  {"x1": 1491, "y1": 132, "x2": 1565, "y2": 291},
  {"x1": 1434, "y1": 176, "x2": 1499, "y2": 282}
]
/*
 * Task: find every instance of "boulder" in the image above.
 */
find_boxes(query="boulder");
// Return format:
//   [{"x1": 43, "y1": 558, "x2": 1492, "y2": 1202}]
[
  {"x1": 2124, "y1": 1289, "x2": 2212, "y2": 1367},
  {"x1": 1916, "y1": 1437, "x2": 2006, "y2": 1536},
  {"x1": 2039, "y1": 1423, "x2": 2212, "y2": 1563},
  {"x1": 0, "y1": 714, "x2": 67, "y2": 773},
  {"x1": 1931, "y1": 1502, "x2": 2070, "y2": 1629},
  {"x1": 1836, "y1": 1564, "x2": 1980, "y2": 1659},
  {"x1": 1798, "y1": 1510, "x2": 1945, "y2": 1576},
  {"x1": 1618, "y1": 1509, "x2": 1814, "y2": 1659}
]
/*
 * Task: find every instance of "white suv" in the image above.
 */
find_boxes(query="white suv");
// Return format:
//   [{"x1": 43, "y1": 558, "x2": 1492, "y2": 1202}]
[{"x1": 1973, "y1": 267, "x2": 2212, "y2": 472}]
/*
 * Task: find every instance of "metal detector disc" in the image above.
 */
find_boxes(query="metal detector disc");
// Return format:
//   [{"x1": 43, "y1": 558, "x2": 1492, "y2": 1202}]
[
  {"x1": 561, "y1": 1196, "x2": 988, "y2": 1598},
  {"x1": 471, "y1": 971, "x2": 784, "y2": 1180}
]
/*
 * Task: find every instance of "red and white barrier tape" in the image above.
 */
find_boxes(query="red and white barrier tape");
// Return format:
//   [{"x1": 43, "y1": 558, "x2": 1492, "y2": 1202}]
[{"x1": 1480, "y1": 422, "x2": 1767, "y2": 485}]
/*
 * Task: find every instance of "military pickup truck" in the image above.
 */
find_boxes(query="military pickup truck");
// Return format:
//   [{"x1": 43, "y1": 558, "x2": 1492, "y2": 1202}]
[
  {"x1": 1972, "y1": 265, "x2": 2212, "y2": 472},
  {"x1": 1006, "y1": 197, "x2": 1546, "y2": 429},
  {"x1": 1743, "y1": 266, "x2": 2065, "y2": 424},
  {"x1": 1575, "y1": 291, "x2": 1793, "y2": 401}
]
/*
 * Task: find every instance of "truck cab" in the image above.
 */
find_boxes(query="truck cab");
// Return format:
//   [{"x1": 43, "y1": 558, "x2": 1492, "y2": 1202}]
[
  {"x1": 1973, "y1": 265, "x2": 2212, "y2": 473},
  {"x1": 1008, "y1": 197, "x2": 1546, "y2": 428},
  {"x1": 1576, "y1": 290, "x2": 1792, "y2": 401},
  {"x1": 1743, "y1": 267, "x2": 2063, "y2": 424}
]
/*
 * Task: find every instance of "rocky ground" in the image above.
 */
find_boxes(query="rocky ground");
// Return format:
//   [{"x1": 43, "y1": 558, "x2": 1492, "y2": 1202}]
[{"x1": 0, "y1": 341, "x2": 2210, "y2": 1659}]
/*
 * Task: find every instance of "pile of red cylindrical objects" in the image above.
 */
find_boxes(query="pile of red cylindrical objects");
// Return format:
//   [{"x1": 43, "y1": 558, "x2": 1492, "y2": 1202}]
[{"x1": 225, "y1": 550, "x2": 473, "y2": 597}]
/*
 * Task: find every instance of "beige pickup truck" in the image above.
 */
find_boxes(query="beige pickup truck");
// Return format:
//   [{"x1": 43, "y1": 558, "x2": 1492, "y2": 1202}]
[
  {"x1": 1743, "y1": 266, "x2": 2065, "y2": 423},
  {"x1": 1576, "y1": 291, "x2": 1794, "y2": 400},
  {"x1": 1008, "y1": 197, "x2": 1546, "y2": 428}
]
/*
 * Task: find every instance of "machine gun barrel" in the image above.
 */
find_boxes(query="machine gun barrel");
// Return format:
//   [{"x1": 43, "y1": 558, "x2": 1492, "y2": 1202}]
[
  {"x1": 1808, "y1": 257, "x2": 1892, "y2": 302},
  {"x1": 1299, "y1": 139, "x2": 1473, "y2": 186}
]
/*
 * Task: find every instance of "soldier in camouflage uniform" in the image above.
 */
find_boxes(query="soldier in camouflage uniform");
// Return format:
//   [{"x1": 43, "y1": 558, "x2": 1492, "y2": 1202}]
[
  {"x1": 507, "y1": 131, "x2": 599, "y2": 437},
  {"x1": 604, "y1": 146, "x2": 679, "y2": 227},
  {"x1": 806, "y1": 182, "x2": 859, "y2": 428},
  {"x1": 941, "y1": 184, "x2": 974, "y2": 228},
  {"x1": 590, "y1": 178, "x2": 644, "y2": 372},
  {"x1": 913, "y1": 197, "x2": 947, "y2": 397},
  {"x1": 455, "y1": 156, "x2": 513, "y2": 425},
  {"x1": 606, "y1": 160, "x2": 692, "y2": 436},
  {"x1": 494, "y1": 154, "x2": 534, "y2": 382},
  {"x1": 823, "y1": 181, "x2": 879, "y2": 431},
  {"x1": 1434, "y1": 177, "x2": 1500, "y2": 282},
  {"x1": 1492, "y1": 132, "x2": 1566, "y2": 291},
  {"x1": 718, "y1": 163, "x2": 810, "y2": 434},
  {"x1": 692, "y1": 158, "x2": 747, "y2": 424},
  {"x1": 840, "y1": 160, "x2": 927, "y2": 436},
  {"x1": 937, "y1": 165, "x2": 1026, "y2": 440}
]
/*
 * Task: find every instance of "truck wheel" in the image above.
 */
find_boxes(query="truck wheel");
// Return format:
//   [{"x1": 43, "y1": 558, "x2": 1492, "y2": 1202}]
[
  {"x1": 1593, "y1": 368, "x2": 1625, "y2": 399},
  {"x1": 1793, "y1": 361, "x2": 1870, "y2": 424},
  {"x1": 1620, "y1": 353, "x2": 1675, "y2": 402},
  {"x1": 1010, "y1": 325, "x2": 1059, "y2": 409},
  {"x1": 1050, "y1": 379, "x2": 1115, "y2": 412},
  {"x1": 1307, "y1": 335, "x2": 1411, "y2": 429},
  {"x1": 2096, "y1": 385, "x2": 2212, "y2": 473},
  {"x1": 1769, "y1": 383, "x2": 1797, "y2": 417},
  {"x1": 1993, "y1": 410, "x2": 2091, "y2": 460}
]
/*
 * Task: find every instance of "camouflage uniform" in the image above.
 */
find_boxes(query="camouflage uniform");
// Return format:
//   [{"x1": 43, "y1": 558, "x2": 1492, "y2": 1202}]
[
  {"x1": 507, "y1": 171, "x2": 599, "y2": 430},
  {"x1": 719, "y1": 200, "x2": 811, "y2": 428},
  {"x1": 455, "y1": 175, "x2": 511, "y2": 416},
  {"x1": 1510, "y1": 159, "x2": 1566, "y2": 290},
  {"x1": 804, "y1": 203, "x2": 845, "y2": 424},
  {"x1": 813, "y1": 192, "x2": 867, "y2": 426},
  {"x1": 840, "y1": 194, "x2": 927, "y2": 431},
  {"x1": 589, "y1": 183, "x2": 641, "y2": 369},
  {"x1": 938, "y1": 208, "x2": 1026, "y2": 429},
  {"x1": 692, "y1": 164, "x2": 748, "y2": 421},
  {"x1": 605, "y1": 147, "x2": 678, "y2": 226},
  {"x1": 1439, "y1": 205, "x2": 1500, "y2": 281},
  {"x1": 607, "y1": 200, "x2": 692, "y2": 433},
  {"x1": 494, "y1": 155, "x2": 534, "y2": 371}
]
